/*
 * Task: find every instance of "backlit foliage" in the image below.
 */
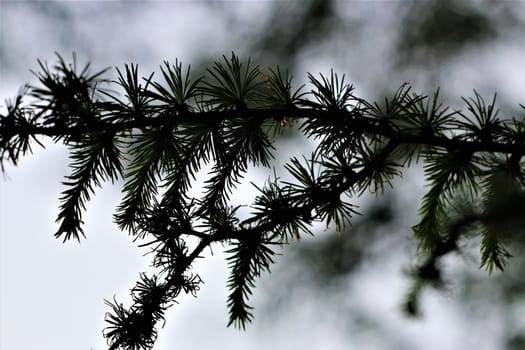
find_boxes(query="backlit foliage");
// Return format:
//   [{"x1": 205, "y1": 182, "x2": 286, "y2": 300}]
[{"x1": 1, "y1": 53, "x2": 524, "y2": 349}]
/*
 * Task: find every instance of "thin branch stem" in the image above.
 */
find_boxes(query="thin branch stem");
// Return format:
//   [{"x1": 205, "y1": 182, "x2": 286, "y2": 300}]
[{"x1": 3, "y1": 108, "x2": 521, "y2": 156}]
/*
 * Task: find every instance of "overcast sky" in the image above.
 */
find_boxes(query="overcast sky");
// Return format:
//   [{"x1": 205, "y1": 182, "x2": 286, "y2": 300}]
[{"x1": 1, "y1": 1, "x2": 524, "y2": 350}]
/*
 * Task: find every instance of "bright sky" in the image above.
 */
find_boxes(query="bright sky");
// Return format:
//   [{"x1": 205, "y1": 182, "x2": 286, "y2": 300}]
[{"x1": 1, "y1": 2, "x2": 524, "y2": 350}]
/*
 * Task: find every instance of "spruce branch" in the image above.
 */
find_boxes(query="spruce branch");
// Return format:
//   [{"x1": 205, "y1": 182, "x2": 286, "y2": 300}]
[
  {"x1": 2, "y1": 53, "x2": 525, "y2": 349},
  {"x1": 0, "y1": 87, "x2": 43, "y2": 170},
  {"x1": 30, "y1": 52, "x2": 109, "y2": 135},
  {"x1": 56, "y1": 132, "x2": 123, "y2": 241},
  {"x1": 412, "y1": 148, "x2": 481, "y2": 250},
  {"x1": 115, "y1": 124, "x2": 181, "y2": 233},
  {"x1": 226, "y1": 232, "x2": 276, "y2": 329}
]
